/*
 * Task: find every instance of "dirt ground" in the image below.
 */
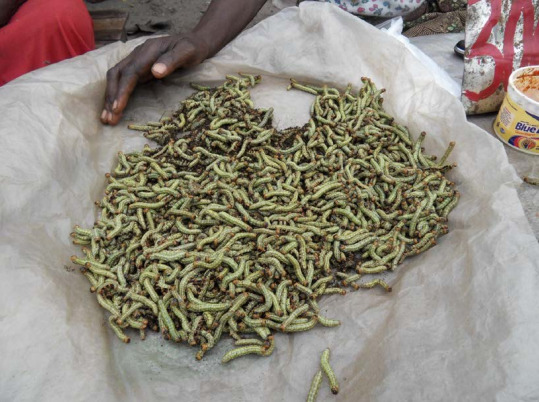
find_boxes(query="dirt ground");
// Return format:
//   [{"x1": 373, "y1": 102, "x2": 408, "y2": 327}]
[{"x1": 85, "y1": 0, "x2": 281, "y2": 38}]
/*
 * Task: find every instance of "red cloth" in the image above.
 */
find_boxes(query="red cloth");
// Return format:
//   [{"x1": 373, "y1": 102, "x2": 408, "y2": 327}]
[{"x1": 0, "y1": 0, "x2": 95, "y2": 85}]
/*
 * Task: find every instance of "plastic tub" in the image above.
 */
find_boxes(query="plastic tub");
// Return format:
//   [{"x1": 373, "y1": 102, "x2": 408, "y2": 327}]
[{"x1": 493, "y1": 65, "x2": 539, "y2": 155}]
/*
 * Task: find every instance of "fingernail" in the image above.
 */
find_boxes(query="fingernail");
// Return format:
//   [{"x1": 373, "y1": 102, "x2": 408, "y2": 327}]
[
  {"x1": 107, "y1": 112, "x2": 113, "y2": 122},
  {"x1": 101, "y1": 109, "x2": 107, "y2": 120},
  {"x1": 152, "y1": 63, "x2": 166, "y2": 75},
  {"x1": 112, "y1": 100, "x2": 118, "y2": 111}
]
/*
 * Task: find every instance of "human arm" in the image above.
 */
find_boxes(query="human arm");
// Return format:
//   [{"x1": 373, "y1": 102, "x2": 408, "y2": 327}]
[
  {"x1": 0, "y1": 0, "x2": 26, "y2": 27},
  {"x1": 101, "y1": 0, "x2": 268, "y2": 125}
]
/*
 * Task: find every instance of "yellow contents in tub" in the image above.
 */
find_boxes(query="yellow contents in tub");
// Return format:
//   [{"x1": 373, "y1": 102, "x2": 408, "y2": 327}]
[{"x1": 514, "y1": 71, "x2": 539, "y2": 102}]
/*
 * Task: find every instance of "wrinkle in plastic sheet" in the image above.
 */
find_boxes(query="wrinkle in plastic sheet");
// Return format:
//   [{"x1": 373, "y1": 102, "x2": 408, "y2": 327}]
[{"x1": 0, "y1": 3, "x2": 538, "y2": 401}]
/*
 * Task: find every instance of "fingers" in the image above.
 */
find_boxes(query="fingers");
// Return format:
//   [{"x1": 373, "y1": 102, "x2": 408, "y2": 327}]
[
  {"x1": 102, "y1": 66, "x2": 120, "y2": 124},
  {"x1": 102, "y1": 56, "x2": 133, "y2": 125},
  {"x1": 102, "y1": 68, "x2": 136, "y2": 126},
  {"x1": 108, "y1": 71, "x2": 140, "y2": 125},
  {"x1": 102, "y1": 68, "x2": 138, "y2": 125},
  {"x1": 101, "y1": 40, "x2": 164, "y2": 125},
  {"x1": 151, "y1": 39, "x2": 198, "y2": 79},
  {"x1": 101, "y1": 36, "x2": 205, "y2": 125},
  {"x1": 151, "y1": 62, "x2": 168, "y2": 78}
]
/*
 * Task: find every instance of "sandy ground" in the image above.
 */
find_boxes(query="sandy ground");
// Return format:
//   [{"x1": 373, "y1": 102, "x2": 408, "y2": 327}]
[{"x1": 85, "y1": 0, "x2": 281, "y2": 38}]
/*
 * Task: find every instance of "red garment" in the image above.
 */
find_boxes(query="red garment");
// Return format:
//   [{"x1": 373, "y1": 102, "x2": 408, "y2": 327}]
[{"x1": 0, "y1": 0, "x2": 95, "y2": 85}]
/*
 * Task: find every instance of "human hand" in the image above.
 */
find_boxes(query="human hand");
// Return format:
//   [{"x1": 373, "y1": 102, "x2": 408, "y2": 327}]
[{"x1": 101, "y1": 34, "x2": 209, "y2": 125}]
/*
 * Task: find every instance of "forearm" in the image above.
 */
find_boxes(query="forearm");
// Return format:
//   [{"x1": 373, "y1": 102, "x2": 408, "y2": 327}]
[
  {"x1": 193, "y1": 0, "x2": 268, "y2": 58},
  {"x1": 101, "y1": 0, "x2": 268, "y2": 125},
  {"x1": 0, "y1": 0, "x2": 26, "y2": 27}
]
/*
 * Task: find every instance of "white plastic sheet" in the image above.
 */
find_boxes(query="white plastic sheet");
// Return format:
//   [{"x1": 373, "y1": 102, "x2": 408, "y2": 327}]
[
  {"x1": 376, "y1": 17, "x2": 461, "y2": 98},
  {"x1": 1, "y1": 3, "x2": 538, "y2": 401}
]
